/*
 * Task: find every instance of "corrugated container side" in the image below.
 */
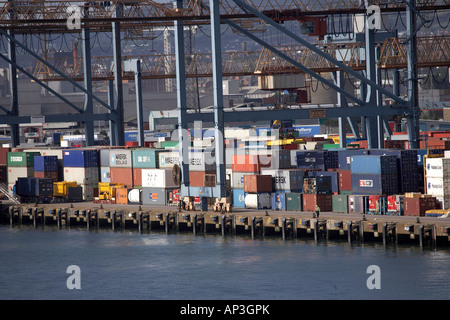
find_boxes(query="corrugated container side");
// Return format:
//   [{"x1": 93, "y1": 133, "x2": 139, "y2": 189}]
[
  {"x1": 332, "y1": 194, "x2": 348, "y2": 213},
  {"x1": 350, "y1": 155, "x2": 397, "y2": 175},
  {"x1": 34, "y1": 171, "x2": 58, "y2": 182},
  {"x1": 63, "y1": 167, "x2": 99, "y2": 185},
  {"x1": 286, "y1": 193, "x2": 302, "y2": 211},
  {"x1": 0, "y1": 165, "x2": 6, "y2": 183},
  {"x1": 116, "y1": 188, "x2": 129, "y2": 205},
  {"x1": 141, "y1": 169, "x2": 177, "y2": 188},
  {"x1": 132, "y1": 168, "x2": 142, "y2": 187},
  {"x1": 99, "y1": 149, "x2": 110, "y2": 167},
  {"x1": 233, "y1": 188, "x2": 246, "y2": 208},
  {"x1": 100, "y1": 167, "x2": 111, "y2": 183},
  {"x1": 425, "y1": 177, "x2": 450, "y2": 196},
  {"x1": 63, "y1": 149, "x2": 98, "y2": 167},
  {"x1": 260, "y1": 169, "x2": 306, "y2": 192},
  {"x1": 33, "y1": 156, "x2": 58, "y2": 172},
  {"x1": 7, "y1": 151, "x2": 40, "y2": 167},
  {"x1": 109, "y1": 149, "x2": 132, "y2": 168},
  {"x1": 244, "y1": 193, "x2": 272, "y2": 209},
  {"x1": 425, "y1": 158, "x2": 450, "y2": 178},
  {"x1": 351, "y1": 173, "x2": 398, "y2": 195},
  {"x1": 308, "y1": 171, "x2": 338, "y2": 193},
  {"x1": 302, "y1": 194, "x2": 332, "y2": 212},
  {"x1": 0, "y1": 147, "x2": 10, "y2": 165},
  {"x1": 244, "y1": 175, "x2": 273, "y2": 193},
  {"x1": 141, "y1": 187, "x2": 174, "y2": 205},
  {"x1": 8, "y1": 167, "x2": 34, "y2": 184},
  {"x1": 338, "y1": 170, "x2": 352, "y2": 191},
  {"x1": 338, "y1": 149, "x2": 369, "y2": 171},
  {"x1": 110, "y1": 167, "x2": 134, "y2": 187},
  {"x1": 132, "y1": 149, "x2": 168, "y2": 168},
  {"x1": 271, "y1": 192, "x2": 286, "y2": 210}
]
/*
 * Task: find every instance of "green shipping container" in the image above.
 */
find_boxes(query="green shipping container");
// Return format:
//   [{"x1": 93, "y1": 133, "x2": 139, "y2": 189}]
[
  {"x1": 161, "y1": 141, "x2": 179, "y2": 149},
  {"x1": 286, "y1": 193, "x2": 302, "y2": 211},
  {"x1": 332, "y1": 194, "x2": 348, "y2": 213},
  {"x1": 7, "y1": 152, "x2": 40, "y2": 167},
  {"x1": 132, "y1": 149, "x2": 169, "y2": 168}
]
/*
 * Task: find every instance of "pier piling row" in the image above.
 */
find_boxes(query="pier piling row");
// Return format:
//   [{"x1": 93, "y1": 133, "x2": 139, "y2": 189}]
[{"x1": 4, "y1": 204, "x2": 450, "y2": 247}]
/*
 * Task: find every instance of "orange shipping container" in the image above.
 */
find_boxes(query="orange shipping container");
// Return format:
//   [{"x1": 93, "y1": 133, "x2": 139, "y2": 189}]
[
  {"x1": 115, "y1": 187, "x2": 128, "y2": 205},
  {"x1": 232, "y1": 155, "x2": 263, "y2": 173},
  {"x1": 302, "y1": 194, "x2": 332, "y2": 212},
  {"x1": 110, "y1": 167, "x2": 134, "y2": 187},
  {"x1": 244, "y1": 175, "x2": 273, "y2": 193}
]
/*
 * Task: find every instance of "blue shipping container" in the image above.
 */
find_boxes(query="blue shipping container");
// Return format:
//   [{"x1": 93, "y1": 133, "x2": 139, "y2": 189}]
[
  {"x1": 351, "y1": 173, "x2": 398, "y2": 195},
  {"x1": 307, "y1": 171, "x2": 338, "y2": 193},
  {"x1": 338, "y1": 149, "x2": 370, "y2": 171},
  {"x1": 63, "y1": 149, "x2": 99, "y2": 167},
  {"x1": 272, "y1": 192, "x2": 286, "y2": 211},
  {"x1": 34, "y1": 156, "x2": 58, "y2": 172},
  {"x1": 233, "y1": 188, "x2": 246, "y2": 208},
  {"x1": 350, "y1": 155, "x2": 397, "y2": 175}
]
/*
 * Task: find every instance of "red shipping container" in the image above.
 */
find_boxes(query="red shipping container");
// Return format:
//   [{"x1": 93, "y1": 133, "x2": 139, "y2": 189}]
[
  {"x1": 0, "y1": 147, "x2": 9, "y2": 166},
  {"x1": 133, "y1": 168, "x2": 142, "y2": 187},
  {"x1": 34, "y1": 171, "x2": 58, "y2": 182},
  {"x1": 110, "y1": 167, "x2": 134, "y2": 187},
  {"x1": 190, "y1": 171, "x2": 207, "y2": 187},
  {"x1": 232, "y1": 155, "x2": 271, "y2": 172},
  {"x1": 338, "y1": 170, "x2": 351, "y2": 191},
  {"x1": 126, "y1": 141, "x2": 139, "y2": 147},
  {"x1": 302, "y1": 194, "x2": 332, "y2": 212},
  {"x1": 244, "y1": 175, "x2": 273, "y2": 193},
  {"x1": 387, "y1": 196, "x2": 397, "y2": 211}
]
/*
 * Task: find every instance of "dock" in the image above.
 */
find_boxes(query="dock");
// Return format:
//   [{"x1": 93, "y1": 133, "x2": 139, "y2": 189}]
[{"x1": 2, "y1": 202, "x2": 450, "y2": 247}]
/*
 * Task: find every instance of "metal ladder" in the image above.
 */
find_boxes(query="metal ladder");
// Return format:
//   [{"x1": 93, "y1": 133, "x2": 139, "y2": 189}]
[{"x1": 0, "y1": 183, "x2": 21, "y2": 204}]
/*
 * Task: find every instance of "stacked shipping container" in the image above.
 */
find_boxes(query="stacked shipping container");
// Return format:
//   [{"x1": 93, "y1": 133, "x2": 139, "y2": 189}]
[{"x1": 7, "y1": 151, "x2": 40, "y2": 192}]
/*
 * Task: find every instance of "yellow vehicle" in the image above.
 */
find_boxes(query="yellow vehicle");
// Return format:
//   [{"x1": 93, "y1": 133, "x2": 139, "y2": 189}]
[
  {"x1": 53, "y1": 181, "x2": 78, "y2": 198},
  {"x1": 98, "y1": 182, "x2": 124, "y2": 200}
]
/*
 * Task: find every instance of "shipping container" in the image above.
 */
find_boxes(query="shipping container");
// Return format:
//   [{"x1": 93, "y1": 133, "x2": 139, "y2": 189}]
[
  {"x1": 0, "y1": 147, "x2": 10, "y2": 165},
  {"x1": 302, "y1": 194, "x2": 332, "y2": 212},
  {"x1": 64, "y1": 167, "x2": 99, "y2": 185},
  {"x1": 231, "y1": 171, "x2": 248, "y2": 189},
  {"x1": 348, "y1": 195, "x2": 368, "y2": 214},
  {"x1": 367, "y1": 195, "x2": 387, "y2": 215},
  {"x1": 132, "y1": 149, "x2": 169, "y2": 168},
  {"x1": 7, "y1": 151, "x2": 40, "y2": 167},
  {"x1": 260, "y1": 169, "x2": 306, "y2": 192},
  {"x1": 244, "y1": 193, "x2": 271, "y2": 209},
  {"x1": 33, "y1": 156, "x2": 58, "y2": 172},
  {"x1": 109, "y1": 149, "x2": 132, "y2": 168},
  {"x1": 350, "y1": 155, "x2": 397, "y2": 175},
  {"x1": 15, "y1": 177, "x2": 53, "y2": 199},
  {"x1": 434, "y1": 196, "x2": 450, "y2": 210},
  {"x1": 351, "y1": 173, "x2": 399, "y2": 195},
  {"x1": 233, "y1": 188, "x2": 246, "y2": 208},
  {"x1": 110, "y1": 167, "x2": 134, "y2": 187},
  {"x1": 285, "y1": 193, "x2": 302, "y2": 211},
  {"x1": 132, "y1": 168, "x2": 142, "y2": 187},
  {"x1": 67, "y1": 186, "x2": 83, "y2": 202},
  {"x1": 232, "y1": 154, "x2": 272, "y2": 173},
  {"x1": 141, "y1": 169, "x2": 178, "y2": 188},
  {"x1": 78, "y1": 184, "x2": 96, "y2": 201},
  {"x1": 258, "y1": 149, "x2": 291, "y2": 169},
  {"x1": 424, "y1": 158, "x2": 450, "y2": 178},
  {"x1": 425, "y1": 177, "x2": 450, "y2": 196},
  {"x1": 308, "y1": 171, "x2": 338, "y2": 193},
  {"x1": 101, "y1": 167, "x2": 111, "y2": 183},
  {"x1": 272, "y1": 192, "x2": 286, "y2": 211},
  {"x1": 337, "y1": 149, "x2": 369, "y2": 171},
  {"x1": 63, "y1": 149, "x2": 98, "y2": 167},
  {"x1": 332, "y1": 194, "x2": 348, "y2": 213},
  {"x1": 296, "y1": 150, "x2": 338, "y2": 170},
  {"x1": 141, "y1": 187, "x2": 175, "y2": 205},
  {"x1": 244, "y1": 175, "x2": 273, "y2": 193},
  {"x1": 116, "y1": 187, "x2": 128, "y2": 205},
  {"x1": 303, "y1": 176, "x2": 332, "y2": 194},
  {"x1": 338, "y1": 170, "x2": 352, "y2": 191},
  {"x1": 189, "y1": 171, "x2": 216, "y2": 188},
  {"x1": 159, "y1": 150, "x2": 216, "y2": 171},
  {"x1": 34, "y1": 171, "x2": 58, "y2": 182},
  {"x1": 99, "y1": 149, "x2": 110, "y2": 167},
  {"x1": 7, "y1": 167, "x2": 34, "y2": 184},
  {"x1": 404, "y1": 196, "x2": 437, "y2": 216}
]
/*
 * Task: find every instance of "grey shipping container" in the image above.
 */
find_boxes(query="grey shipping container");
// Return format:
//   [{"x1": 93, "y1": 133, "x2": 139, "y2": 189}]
[{"x1": 141, "y1": 187, "x2": 175, "y2": 205}]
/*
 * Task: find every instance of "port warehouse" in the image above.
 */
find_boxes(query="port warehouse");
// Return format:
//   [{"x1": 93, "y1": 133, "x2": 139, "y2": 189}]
[{"x1": 4, "y1": 123, "x2": 450, "y2": 218}]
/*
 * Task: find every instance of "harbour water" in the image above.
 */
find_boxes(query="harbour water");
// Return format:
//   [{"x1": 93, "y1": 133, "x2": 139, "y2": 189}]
[{"x1": 0, "y1": 224, "x2": 449, "y2": 301}]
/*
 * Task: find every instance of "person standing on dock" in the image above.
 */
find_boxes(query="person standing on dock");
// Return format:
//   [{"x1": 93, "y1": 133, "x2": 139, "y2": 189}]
[{"x1": 315, "y1": 205, "x2": 320, "y2": 219}]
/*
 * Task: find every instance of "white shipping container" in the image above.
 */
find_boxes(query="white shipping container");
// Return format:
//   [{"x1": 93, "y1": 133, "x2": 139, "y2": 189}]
[
  {"x1": 110, "y1": 149, "x2": 132, "y2": 168},
  {"x1": 100, "y1": 166, "x2": 111, "y2": 183},
  {"x1": 445, "y1": 150, "x2": 450, "y2": 158},
  {"x1": 232, "y1": 171, "x2": 250, "y2": 189},
  {"x1": 260, "y1": 169, "x2": 302, "y2": 191},
  {"x1": 425, "y1": 158, "x2": 450, "y2": 178},
  {"x1": 244, "y1": 193, "x2": 271, "y2": 209},
  {"x1": 7, "y1": 167, "x2": 33, "y2": 184},
  {"x1": 159, "y1": 151, "x2": 215, "y2": 171},
  {"x1": 141, "y1": 169, "x2": 177, "y2": 188},
  {"x1": 79, "y1": 184, "x2": 95, "y2": 201},
  {"x1": 64, "y1": 167, "x2": 99, "y2": 185},
  {"x1": 425, "y1": 177, "x2": 450, "y2": 196}
]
